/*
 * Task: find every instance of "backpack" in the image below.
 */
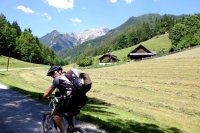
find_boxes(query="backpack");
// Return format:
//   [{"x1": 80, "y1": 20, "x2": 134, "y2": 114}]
[{"x1": 64, "y1": 69, "x2": 92, "y2": 94}]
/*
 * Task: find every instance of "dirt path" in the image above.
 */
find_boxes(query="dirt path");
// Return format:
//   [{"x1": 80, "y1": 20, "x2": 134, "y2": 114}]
[
  {"x1": 0, "y1": 67, "x2": 47, "y2": 72},
  {"x1": 0, "y1": 83, "x2": 105, "y2": 133}
]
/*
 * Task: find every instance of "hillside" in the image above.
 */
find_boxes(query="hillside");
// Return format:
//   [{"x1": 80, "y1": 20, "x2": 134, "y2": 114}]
[
  {"x1": 0, "y1": 45, "x2": 199, "y2": 132},
  {"x1": 93, "y1": 33, "x2": 171, "y2": 64},
  {"x1": 111, "y1": 34, "x2": 171, "y2": 60},
  {"x1": 110, "y1": 13, "x2": 161, "y2": 32}
]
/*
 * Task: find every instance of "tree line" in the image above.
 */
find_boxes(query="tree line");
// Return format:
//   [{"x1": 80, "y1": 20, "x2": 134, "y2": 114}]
[
  {"x1": 95, "y1": 14, "x2": 200, "y2": 55},
  {"x1": 0, "y1": 13, "x2": 66, "y2": 65},
  {"x1": 170, "y1": 14, "x2": 200, "y2": 51}
]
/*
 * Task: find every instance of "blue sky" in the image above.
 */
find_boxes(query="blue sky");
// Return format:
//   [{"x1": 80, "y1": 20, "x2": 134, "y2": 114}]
[{"x1": 0, "y1": 0, "x2": 199, "y2": 37}]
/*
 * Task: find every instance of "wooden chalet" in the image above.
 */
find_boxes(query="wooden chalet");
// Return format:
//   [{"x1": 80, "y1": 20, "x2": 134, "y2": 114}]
[
  {"x1": 128, "y1": 45, "x2": 156, "y2": 60},
  {"x1": 99, "y1": 52, "x2": 119, "y2": 64}
]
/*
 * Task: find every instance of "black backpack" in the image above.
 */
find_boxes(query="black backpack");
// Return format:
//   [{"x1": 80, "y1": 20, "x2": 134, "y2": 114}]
[{"x1": 64, "y1": 69, "x2": 92, "y2": 94}]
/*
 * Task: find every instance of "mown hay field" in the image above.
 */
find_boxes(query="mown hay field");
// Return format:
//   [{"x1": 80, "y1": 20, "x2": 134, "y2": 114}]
[{"x1": 84, "y1": 46, "x2": 200, "y2": 133}]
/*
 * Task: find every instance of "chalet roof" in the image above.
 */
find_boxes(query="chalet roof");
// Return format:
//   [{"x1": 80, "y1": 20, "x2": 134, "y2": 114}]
[
  {"x1": 130, "y1": 44, "x2": 152, "y2": 54},
  {"x1": 99, "y1": 53, "x2": 120, "y2": 64},
  {"x1": 99, "y1": 53, "x2": 119, "y2": 60},
  {"x1": 128, "y1": 44, "x2": 156, "y2": 60}
]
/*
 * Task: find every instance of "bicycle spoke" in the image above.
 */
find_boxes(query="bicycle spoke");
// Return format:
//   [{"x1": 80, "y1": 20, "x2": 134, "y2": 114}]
[{"x1": 42, "y1": 114, "x2": 58, "y2": 133}]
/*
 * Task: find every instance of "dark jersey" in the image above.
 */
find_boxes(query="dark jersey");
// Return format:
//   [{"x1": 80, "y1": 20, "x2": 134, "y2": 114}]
[
  {"x1": 51, "y1": 73, "x2": 86, "y2": 114},
  {"x1": 51, "y1": 74, "x2": 74, "y2": 96}
]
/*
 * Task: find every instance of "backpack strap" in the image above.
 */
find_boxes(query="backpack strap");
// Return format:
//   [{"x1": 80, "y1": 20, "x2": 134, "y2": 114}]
[{"x1": 65, "y1": 69, "x2": 74, "y2": 79}]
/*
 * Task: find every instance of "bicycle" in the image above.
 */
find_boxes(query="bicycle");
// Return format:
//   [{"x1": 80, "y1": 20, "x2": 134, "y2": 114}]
[{"x1": 41, "y1": 96, "x2": 87, "y2": 133}]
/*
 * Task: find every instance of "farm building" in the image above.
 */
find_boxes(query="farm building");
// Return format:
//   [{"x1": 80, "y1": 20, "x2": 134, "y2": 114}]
[
  {"x1": 128, "y1": 45, "x2": 156, "y2": 60},
  {"x1": 99, "y1": 52, "x2": 119, "y2": 65}
]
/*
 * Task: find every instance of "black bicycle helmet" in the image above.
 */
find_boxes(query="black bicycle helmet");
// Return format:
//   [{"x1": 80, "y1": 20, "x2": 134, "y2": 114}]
[{"x1": 46, "y1": 65, "x2": 63, "y2": 76}]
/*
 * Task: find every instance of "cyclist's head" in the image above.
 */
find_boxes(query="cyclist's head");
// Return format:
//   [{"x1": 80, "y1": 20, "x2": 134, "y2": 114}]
[{"x1": 46, "y1": 65, "x2": 63, "y2": 76}]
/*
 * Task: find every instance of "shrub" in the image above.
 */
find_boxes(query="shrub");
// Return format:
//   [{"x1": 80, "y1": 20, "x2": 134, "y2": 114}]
[{"x1": 76, "y1": 55, "x2": 93, "y2": 67}]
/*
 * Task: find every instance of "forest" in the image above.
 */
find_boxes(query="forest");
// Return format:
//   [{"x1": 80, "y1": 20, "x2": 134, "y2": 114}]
[{"x1": 0, "y1": 13, "x2": 65, "y2": 65}]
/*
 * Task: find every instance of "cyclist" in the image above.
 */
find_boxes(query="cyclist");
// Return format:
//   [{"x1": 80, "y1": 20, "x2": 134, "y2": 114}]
[{"x1": 42, "y1": 65, "x2": 86, "y2": 133}]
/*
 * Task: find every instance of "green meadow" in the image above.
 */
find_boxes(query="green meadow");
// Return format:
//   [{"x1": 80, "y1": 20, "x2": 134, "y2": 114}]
[
  {"x1": 0, "y1": 35, "x2": 200, "y2": 132},
  {"x1": 0, "y1": 56, "x2": 45, "y2": 69}
]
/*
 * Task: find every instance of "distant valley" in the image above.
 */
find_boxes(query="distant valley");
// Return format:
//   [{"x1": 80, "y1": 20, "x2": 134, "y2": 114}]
[{"x1": 39, "y1": 28, "x2": 109, "y2": 52}]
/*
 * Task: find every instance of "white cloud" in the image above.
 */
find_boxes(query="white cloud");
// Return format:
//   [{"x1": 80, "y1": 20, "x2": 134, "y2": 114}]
[
  {"x1": 16, "y1": 5, "x2": 34, "y2": 14},
  {"x1": 125, "y1": 0, "x2": 134, "y2": 4},
  {"x1": 110, "y1": 0, "x2": 117, "y2": 4},
  {"x1": 17, "y1": 5, "x2": 52, "y2": 21},
  {"x1": 69, "y1": 18, "x2": 81, "y2": 25},
  {"x1": 46, "y1": 0, "x2": 74, "y2": 9}
]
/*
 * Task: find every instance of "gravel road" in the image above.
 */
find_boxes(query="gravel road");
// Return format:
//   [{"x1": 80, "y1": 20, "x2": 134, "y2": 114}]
[{"x1": 0, "y1": 83, "x2": 105, "y2": 133}]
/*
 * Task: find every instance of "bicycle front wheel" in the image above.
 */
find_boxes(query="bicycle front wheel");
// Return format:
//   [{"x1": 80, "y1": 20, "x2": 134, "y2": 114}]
[{"x1": 42, "y1": 112, "x2": 58, "y2": 133}]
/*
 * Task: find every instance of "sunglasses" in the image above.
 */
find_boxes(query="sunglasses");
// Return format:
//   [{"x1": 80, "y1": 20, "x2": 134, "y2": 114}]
[{"x1": 50, "y1": 71, "x2": 57, "y2": 77}]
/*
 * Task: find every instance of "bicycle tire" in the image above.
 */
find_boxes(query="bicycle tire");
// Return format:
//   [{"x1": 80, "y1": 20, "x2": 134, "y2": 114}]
[
  {"x1": 73, "y1": 127, "x2": 87, "y2": 133},
  {"x1": 42, "y1": 112, "x2": 58, "y2": 133}
]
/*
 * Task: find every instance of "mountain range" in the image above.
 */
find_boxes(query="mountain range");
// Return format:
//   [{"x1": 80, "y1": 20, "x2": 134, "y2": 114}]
[
  {"x1": 40, "y1": 13, "x2": 179, "y2": 62},
  {"x1": 39, "y1": 28, "x2": 109, "y2": 52}
]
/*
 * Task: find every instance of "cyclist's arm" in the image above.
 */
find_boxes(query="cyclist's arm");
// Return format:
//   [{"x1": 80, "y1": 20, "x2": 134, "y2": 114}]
[
  {"x1": 43, "y1": 87, "x2": 54, "y2": 98},
  {"x1": 43, "y1": 78, "x2": 58, "y2": 98}
]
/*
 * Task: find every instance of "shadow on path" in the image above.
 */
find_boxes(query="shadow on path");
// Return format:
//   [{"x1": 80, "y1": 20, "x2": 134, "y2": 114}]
[
  {"x1": 0, "y1": 85, "x2": 104, "y2": 133},
  {"x1": 0, "y1": 87, "x2": 47, "y2": 133}
]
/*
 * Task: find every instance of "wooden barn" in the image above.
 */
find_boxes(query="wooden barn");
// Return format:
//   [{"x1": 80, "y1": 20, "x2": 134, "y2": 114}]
[
  {"x1": 128, "y1": 45, "x2": 156, "y2": 60},
  {"x1": 99, "y1": 52, "x2": 119, "y2": 64}
]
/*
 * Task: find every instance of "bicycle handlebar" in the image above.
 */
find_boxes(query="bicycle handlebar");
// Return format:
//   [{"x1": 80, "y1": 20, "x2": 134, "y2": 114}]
[{"x1": 48, "y1": 96, "x2": 63, "y2": 110}]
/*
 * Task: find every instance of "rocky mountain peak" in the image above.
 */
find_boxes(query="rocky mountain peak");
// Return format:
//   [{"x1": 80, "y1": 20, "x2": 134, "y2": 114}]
[
  {"x1": 39, "y1": 27, "x2": 109, "y2": 52},
  {"x1": 76, "y1": 28, "x2": 109, "y2": 43}
]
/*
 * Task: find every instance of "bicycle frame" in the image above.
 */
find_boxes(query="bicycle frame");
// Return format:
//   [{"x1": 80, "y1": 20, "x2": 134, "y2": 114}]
[{"x1": 42, "y1": 96, "x2": 86, "y2": 133}]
